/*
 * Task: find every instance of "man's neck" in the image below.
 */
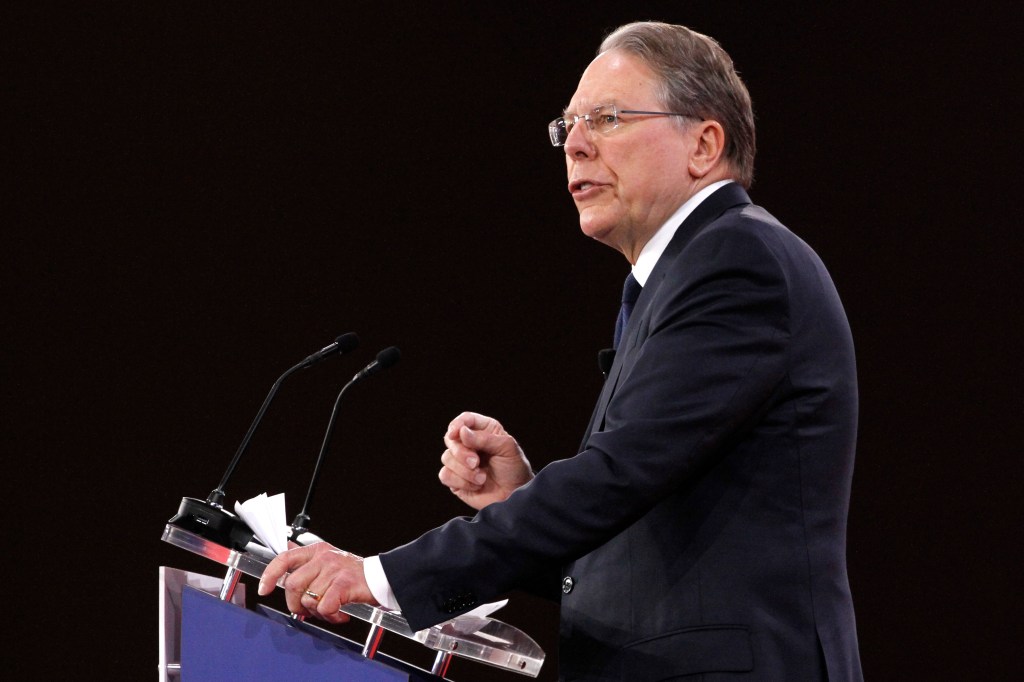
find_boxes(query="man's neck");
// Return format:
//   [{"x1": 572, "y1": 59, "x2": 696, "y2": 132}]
[{"x1": 630, "y1": 179, "x2": 734, "y2": 286}]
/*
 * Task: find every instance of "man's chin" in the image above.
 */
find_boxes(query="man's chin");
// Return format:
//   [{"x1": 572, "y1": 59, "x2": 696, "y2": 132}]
[{"x1": 577, "y1": 210, "x2": 619, "y2": 244}]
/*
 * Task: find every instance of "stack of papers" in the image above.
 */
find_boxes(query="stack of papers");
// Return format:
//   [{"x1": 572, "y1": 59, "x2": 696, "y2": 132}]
[{"x1": 234, "y1": 492, "x2": 289, "y2": 555}]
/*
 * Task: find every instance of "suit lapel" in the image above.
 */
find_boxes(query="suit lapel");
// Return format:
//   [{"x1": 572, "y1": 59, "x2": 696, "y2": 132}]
[{"x1": 581, "y1": 183, "x2": 752, "y2": 445}]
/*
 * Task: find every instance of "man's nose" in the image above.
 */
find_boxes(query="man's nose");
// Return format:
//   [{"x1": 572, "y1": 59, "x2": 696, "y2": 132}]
[{"x1": 563, "y1": 120, "x2": 595, "y2": 159}]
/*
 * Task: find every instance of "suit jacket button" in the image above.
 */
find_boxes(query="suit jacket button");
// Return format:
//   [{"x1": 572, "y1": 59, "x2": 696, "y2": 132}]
[{"x1": 562, "y1": 576, "x2": 575, "y2": 594}]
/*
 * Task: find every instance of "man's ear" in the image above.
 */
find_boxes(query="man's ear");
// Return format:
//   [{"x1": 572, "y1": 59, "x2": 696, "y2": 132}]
[{"x1": 688, "y1": 120, "x2": 727, "y2": 179}]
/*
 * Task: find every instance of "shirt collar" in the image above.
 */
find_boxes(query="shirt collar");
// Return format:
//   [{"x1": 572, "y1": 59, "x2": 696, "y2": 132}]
[{"x1": 631, "y1": 180, "x2": 734, "y2": 286}]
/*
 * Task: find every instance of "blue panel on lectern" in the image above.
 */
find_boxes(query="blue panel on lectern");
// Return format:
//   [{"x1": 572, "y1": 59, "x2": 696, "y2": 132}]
[{"x1": 181, "y1": 586, "x2": 407, "y2": 681}]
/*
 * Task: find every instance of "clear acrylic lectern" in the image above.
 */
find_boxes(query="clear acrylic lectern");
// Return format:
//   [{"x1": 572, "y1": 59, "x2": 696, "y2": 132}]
[{"x1": 161, "y1": 523, "x2": 545, "y2": 679}]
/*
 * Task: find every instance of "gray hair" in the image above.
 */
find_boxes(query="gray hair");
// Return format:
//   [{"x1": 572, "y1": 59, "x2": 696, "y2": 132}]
[{"x1": 599, "y1": 22, "x2": 756, "y2": 188}]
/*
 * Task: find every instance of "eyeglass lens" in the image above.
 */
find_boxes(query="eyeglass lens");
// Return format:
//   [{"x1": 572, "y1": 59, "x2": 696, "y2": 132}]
[{"x1": 549, "y1": 105, "x2": 615, "y2": 146}]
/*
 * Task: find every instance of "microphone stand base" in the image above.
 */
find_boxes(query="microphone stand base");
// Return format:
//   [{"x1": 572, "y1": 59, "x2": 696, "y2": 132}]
[{"x1": 168, "y1": 497, "x2": 254, "y2": 550}]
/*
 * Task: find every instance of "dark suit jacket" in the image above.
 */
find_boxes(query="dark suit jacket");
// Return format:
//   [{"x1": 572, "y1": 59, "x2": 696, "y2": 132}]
[{"x1": 381, "y1": 183, "x2": 862, "y2": 681}]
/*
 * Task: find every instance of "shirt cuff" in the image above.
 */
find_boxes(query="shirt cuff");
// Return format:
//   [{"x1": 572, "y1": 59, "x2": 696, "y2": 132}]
[{"x1": 363, "y1": 555, "x2": 401, "y2": 611}]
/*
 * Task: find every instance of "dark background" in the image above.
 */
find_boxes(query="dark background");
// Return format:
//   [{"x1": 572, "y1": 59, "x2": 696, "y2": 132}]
[{"x1": 5, "y1": 3, "x2": 1020, "y2": 680}]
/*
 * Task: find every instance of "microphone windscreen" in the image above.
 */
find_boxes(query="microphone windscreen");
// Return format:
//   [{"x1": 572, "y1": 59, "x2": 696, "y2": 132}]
[
  {"x1": 335, "y1": 332, "x2": 360, "y2": 354},
  {"x1": 376, "y1": 346, "x2": 402, "y2": 369}
]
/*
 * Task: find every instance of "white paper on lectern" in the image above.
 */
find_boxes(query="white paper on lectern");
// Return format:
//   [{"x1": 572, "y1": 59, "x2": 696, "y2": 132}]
[
  {"x1": 466, "y1": 599, "x2": 508, "y2": 619},
  {"x1": 234, "y1": 492, "x2": 289, "y2": 555}
]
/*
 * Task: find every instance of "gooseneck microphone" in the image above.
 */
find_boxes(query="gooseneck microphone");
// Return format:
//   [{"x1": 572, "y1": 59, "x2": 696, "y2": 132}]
[
  {"x1": 297, "y1": 334, "x2": 361, "y2": 369},
  {"x1": 290, "y1": 346, "x2": 401, "y2": 539},
  {"x1": 168, "y1": 333, "x2": 360, "y2": 549},
  {"x1": 207, "y1": 332, "x2": 361, "y2": 507}
]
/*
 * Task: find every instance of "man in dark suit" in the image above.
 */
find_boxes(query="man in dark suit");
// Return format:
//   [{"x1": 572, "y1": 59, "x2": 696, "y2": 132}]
[{"x1": 261, "y1": 21, "x2": 862, "y2": 680}]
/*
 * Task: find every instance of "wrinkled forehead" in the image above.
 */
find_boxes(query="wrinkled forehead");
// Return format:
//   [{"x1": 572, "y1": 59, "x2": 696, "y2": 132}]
[{"x1": 564, "y1": 50, "x2": 660, "y2": 115}]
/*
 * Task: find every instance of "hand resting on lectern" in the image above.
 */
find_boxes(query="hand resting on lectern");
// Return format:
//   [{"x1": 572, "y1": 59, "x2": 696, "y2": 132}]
[{"x1": 258, "y1": 542, "x2": 376, "y2": 624}]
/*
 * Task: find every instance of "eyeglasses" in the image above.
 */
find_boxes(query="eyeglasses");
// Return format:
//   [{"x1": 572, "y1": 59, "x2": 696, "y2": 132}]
[{"x1": 548, "y1": 103, "x2": 695, "y2": 147}]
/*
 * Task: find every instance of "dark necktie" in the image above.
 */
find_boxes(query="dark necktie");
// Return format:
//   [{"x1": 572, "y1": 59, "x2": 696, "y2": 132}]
[{"x1": 613, "y1": 272, "x2": 642, "y2": 349}]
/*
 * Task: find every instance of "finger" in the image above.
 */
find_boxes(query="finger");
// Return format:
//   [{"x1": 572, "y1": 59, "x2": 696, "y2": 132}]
[
  {"x1": 272, "y1": 545, "x2": 334, "y2": 614},
  {"x1": 299, "y1": 561, "x2": 333, "y2": 609},
  {"x1": 283, "y1": 557, "x2": 336, "y2": 616},
  {"x1": 443, "y1": 436, "x2": 486, "y2": 474},
  {"x1": 316, "y1": 582, "x2": 354, "y2": 624},
  {"x1": 442, "y1": 430, "x2": 469, "y2": 455},
  {"x1": 302, "y1": 573, "x2": 346, "y2": 623},
  {"x1": 443, "y1": 422, "x2": 483, "y2": 455},
  {"x1": 286, "y1": 548, "x2": 340, "y2": 596},
  {"x1": 439, "y1": 464, "x2": 485, "y2": 492},
  {"x1": 259, "y1": 544, "x2": 318, "y2": 595},
  {"x1": 283, "y1": 579, "x2": 309, "y2": 615},
  {"x1": 442, "y1": 446, "x2": 485, "y2": 483},
  {"x1": 297, "y1": 585, "x2": 324, "y2": 617},
  {"x1": 282, "y1": 567, "x2": 315, "y2": 614},
  {"x1": 446, "y1": 412, "x2": 475, "y2": 439},
  {"x1": 441, "y1": 448, "x2": 485, "y2": 482},
  {"x1": 319, "y1": 608, "x2": 350, "y2": 625}
]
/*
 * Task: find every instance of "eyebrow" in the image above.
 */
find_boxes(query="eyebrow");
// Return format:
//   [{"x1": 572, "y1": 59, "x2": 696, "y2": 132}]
[{"x1": 561, "y1": 102, "x2": 608, "y2": 117}]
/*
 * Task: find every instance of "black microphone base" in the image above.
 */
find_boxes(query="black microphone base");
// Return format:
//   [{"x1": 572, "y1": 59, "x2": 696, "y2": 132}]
[{"x1": 168, "y1": 497, "x2": 254, "y2": 550}]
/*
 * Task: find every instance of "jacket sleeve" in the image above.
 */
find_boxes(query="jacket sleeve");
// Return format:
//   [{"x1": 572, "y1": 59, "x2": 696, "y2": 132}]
[{"x1": 380, "y1": 219, "x2": 792, "y2": 631}]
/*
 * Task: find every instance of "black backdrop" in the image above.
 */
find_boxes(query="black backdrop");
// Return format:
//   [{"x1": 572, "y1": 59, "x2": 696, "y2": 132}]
[{"x1": 5, "y1": 3, "x2": 1020, "y2": 680}]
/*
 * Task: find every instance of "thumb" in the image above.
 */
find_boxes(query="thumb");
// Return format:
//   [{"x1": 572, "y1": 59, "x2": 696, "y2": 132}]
[
  {"x1": 461, "y1": 425, "x2": 514, "y2": 458},
  {"x1": 460, "y1": 424, "x2": 490, "y2": 449}
]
